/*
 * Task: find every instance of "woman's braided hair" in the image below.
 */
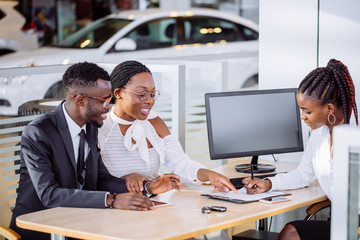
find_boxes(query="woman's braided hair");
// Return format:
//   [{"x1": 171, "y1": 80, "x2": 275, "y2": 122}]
[
  {"x1": 110, "y1": 60, "x2": 151, "y2": 103},
  {"x1": 298, "y1": 59, "x2": 358, "y2": 125}
]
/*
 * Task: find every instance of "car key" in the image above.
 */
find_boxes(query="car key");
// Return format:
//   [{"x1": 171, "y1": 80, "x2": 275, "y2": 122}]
[{"x1": 210, "y1": 206, "x2": 227, "y2": 212}]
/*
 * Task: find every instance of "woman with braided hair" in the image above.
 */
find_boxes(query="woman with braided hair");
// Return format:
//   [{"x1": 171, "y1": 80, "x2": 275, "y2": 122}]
[
  {"x1": 98, "y1": 60, "x2": 237, "y2": 194},
  {"x1": 242, "y1": 59, "x2": 358, "y2": 240}
]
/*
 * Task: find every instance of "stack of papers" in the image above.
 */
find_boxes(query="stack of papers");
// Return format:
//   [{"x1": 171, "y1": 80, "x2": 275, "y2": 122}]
[{"x1": 201, "y1": 188, "x2": 291, "y2": 204}]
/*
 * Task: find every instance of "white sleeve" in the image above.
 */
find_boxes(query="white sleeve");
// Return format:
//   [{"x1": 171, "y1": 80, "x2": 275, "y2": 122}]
[
  {"x1": 269, "y1": 134, "x2": 317, "y2": 190},
  {"x1": 163, "y1": 135, "x2": 206, "y2": 183}
]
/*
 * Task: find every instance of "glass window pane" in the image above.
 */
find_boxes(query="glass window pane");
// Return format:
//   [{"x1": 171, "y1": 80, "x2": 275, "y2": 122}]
[
  {"x1": 183, "y1": 17, "x2": 258, "y2": 44},
  {"x1": 59, "y1": 18, "x2": 132, "y2": 48},
  {"x1": 124, "y1": 18, "x2": 176, "y2": 50}
]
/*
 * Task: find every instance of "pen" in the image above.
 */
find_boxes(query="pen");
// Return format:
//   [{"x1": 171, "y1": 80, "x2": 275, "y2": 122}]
[
  {"x1": 250, "y1": 164, "x2": 254, "y2": 180},
  {"x1": 250, "y1": 164, "x2": 256, "y2": 189}
]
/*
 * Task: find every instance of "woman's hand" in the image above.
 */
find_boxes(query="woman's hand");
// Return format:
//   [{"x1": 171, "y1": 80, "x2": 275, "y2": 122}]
[
  {"x1": 146, "y1": 173, "x2": 183, "y2": 195},
  {"x1": 197, "y1": 169, "x2": 238, "y2": 193},
  {"x1": 121, "y1": 173, "x2": 149, "y2": 193},
  {"x1": 242, "y1": 177, "x2": 272, "y2": 194}
]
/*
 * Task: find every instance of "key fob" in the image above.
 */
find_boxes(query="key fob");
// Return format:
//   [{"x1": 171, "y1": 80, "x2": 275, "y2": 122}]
[
  {"x1": 201, "y1": 206, "x2": 211, "y2": 214},
  {"x1": 210, "y1": 206, "x2": 227, "y2": 212}
]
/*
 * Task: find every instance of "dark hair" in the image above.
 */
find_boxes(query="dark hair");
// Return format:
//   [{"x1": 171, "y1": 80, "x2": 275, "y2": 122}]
[
  {"x1": 62, "y1": 62, "x2": 110, "y2": 91},
  {"x1": 110, "y1": 60, "x2": 151, "y2": 90},
  {"x1": 298, "y1": 59, "x2": 358, "y2": 125}
]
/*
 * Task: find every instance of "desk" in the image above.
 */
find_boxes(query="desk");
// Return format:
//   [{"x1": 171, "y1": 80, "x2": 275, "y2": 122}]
[{"x1": 16, "y1": 161, "x2": 327, "y2": 240}]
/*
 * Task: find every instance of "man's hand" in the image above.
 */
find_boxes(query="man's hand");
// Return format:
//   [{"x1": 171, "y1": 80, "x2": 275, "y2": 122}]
[
  {"x1": 121, "y1": 173, "x2": 149, "y2": 193},
  {"x1": 197, "y1": 169, "x2": 238, "y2": 193},
  {"x1": 108, "y1": 193, "x2": 154, "y2": 210},
  {"x1": 242, "y1": 177, "x2": 271, "y2": 194},
  {"x1": 146, "y1": 173, "x2": 183, "y2": 195}
]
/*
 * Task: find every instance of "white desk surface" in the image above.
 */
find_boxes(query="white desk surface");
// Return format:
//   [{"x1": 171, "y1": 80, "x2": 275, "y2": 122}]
[{"x1": 17, "y1": 160, "x2": 327, "y2": 240}]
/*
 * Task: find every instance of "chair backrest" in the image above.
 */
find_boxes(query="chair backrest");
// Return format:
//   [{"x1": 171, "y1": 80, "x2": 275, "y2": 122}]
[
  {"x1": 0, "y1": 114, "x2": 42, "y2": 226},
  {"x1": 304, "y1": 198, "x2": 331, "y2": 220},
  {"x1": 0, "y1": 225, "x2": 21, "y2": 240}
]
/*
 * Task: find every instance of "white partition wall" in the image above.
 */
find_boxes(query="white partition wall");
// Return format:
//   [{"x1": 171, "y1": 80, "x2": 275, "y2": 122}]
[{"x1": 332, "y1": 126, "x2": 360, "y2": 240}]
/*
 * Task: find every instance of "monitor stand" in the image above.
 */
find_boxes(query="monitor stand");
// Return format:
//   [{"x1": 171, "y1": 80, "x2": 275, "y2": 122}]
[{"x1": 234, "y1": 156, "x2": 276, "y2": 173}]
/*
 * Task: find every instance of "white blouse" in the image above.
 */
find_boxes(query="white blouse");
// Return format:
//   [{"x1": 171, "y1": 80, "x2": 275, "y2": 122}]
[
  {"x1": 269, "y1": 123, "x2": 360, "y2": 212},
  {"x1": 269, "y1": 125, "x2": 331, "y2": 194},
  {"x1": 98, "y1": 110, "x2": 206, "y2": 183}
]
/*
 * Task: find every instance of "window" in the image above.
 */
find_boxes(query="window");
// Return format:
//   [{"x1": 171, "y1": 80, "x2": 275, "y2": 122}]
[
  {"x1": 59, "y1": 18, "x2": 132, "y2": 48},
  {"x1": 182, "y1": 17, "x2": 258, "y2": 44},
  {"x1": 124, "y1": 18, "x2": 176, "y2": 50}
]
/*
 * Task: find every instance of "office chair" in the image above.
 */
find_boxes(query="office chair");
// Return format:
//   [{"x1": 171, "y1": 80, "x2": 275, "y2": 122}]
[
  {"x1": 0, "y1": 226, "x2": 21, "y2": 240},
  {"x1": 232, "y1": 198, "x2": 332, "y2": 240},
  {"x1": 305, "y1": 199, "x2": 360, "y2": 236},
  {"x1": 0, "y1": 115, "x2": 41, "y2": 240},
  {"x1": 304, "y1": 198, "x2": 331, "y2": 220}
]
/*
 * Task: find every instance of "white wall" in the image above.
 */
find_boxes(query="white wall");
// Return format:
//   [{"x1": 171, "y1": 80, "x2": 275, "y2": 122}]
[
  {"x1": 318, "y1": 0, "x2": 360, "y2": 94},
  {"x1": 259, "y1": 0, "x2": 318, "y2": 90}
]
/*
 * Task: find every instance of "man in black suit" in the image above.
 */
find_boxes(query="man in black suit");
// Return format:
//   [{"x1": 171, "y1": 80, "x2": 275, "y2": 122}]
[{"x1": 9, "y1": 62, "x2": 181, "y2": 240}]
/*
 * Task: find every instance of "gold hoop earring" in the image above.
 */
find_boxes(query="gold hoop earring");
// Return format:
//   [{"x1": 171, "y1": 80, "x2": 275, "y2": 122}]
[{"x1": 328, "y1": 112, "x2": 336, "y2": 125}]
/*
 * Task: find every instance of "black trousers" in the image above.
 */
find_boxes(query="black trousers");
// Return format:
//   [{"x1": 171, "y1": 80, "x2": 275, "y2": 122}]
[
  {"x1": 289, "y1": 215, "x2": 360, "y2": 240},
  {"x1": 290, "y1": 220, "x2": 330, "y2": 240}
]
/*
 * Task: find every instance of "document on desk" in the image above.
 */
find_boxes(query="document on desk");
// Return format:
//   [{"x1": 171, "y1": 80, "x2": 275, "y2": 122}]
[{"x1": 201, "y1": 188, "x2": 291, "y2": 203}]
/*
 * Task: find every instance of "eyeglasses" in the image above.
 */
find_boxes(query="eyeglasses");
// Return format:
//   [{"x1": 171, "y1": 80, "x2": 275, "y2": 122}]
[
  {"x1": 124, "y1": 88, "x2": 160, "y2": 101},
  {"x1": 72, "y1": 93, "x2": 113, "y2": 107}
]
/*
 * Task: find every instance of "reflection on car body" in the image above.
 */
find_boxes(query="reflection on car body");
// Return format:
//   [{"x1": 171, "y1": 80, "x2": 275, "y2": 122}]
[{"x1": 0, "y1": 8, "x2": 259, "y2": 116}]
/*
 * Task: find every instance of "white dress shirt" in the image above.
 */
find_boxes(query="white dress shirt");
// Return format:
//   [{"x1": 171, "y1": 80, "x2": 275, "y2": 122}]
[{"x1": 62, "y1": 103, "x2": 89, "y2": 162}]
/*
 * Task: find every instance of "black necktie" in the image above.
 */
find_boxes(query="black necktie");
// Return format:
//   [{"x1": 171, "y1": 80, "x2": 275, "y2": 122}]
[{"x1": 77, "y1": 129, "x2": 86, "y2": 185}]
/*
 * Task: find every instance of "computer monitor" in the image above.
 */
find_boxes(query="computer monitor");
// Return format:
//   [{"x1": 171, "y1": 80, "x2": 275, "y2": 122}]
[{"x1": 205, "y1": 88, "x2": 304, "y2": 173}]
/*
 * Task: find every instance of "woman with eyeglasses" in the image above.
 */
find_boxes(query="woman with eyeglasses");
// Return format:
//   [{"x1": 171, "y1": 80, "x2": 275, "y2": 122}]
[{"x1": 98, "y1": 60, "x2": 237, "y2": 194}]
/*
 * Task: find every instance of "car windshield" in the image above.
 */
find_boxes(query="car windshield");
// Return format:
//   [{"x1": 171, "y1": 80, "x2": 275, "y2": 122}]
[{"x1": 58, "y1": 18, "x2": 132, "y2": 48}]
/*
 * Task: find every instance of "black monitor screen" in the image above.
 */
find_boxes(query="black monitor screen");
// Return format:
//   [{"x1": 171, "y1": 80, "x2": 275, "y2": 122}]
[{"x1": 205, "y1": 88, "x2": 303, "y2": 173}]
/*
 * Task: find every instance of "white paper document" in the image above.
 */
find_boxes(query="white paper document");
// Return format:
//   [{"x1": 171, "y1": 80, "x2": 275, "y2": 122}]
[{"x1": 204, "y1": 188, "x2": 290, "y2": 202}]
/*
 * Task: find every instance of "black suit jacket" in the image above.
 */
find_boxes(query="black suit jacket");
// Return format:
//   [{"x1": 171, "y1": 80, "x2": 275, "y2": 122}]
[{"x1": 10, "y1": 102, "x2": 128, "y2": 240}]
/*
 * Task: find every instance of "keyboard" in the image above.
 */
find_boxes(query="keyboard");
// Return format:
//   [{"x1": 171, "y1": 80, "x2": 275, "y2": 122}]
[{"x1": 229, "y1": 173, "x2": 277, "y2": 189}]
